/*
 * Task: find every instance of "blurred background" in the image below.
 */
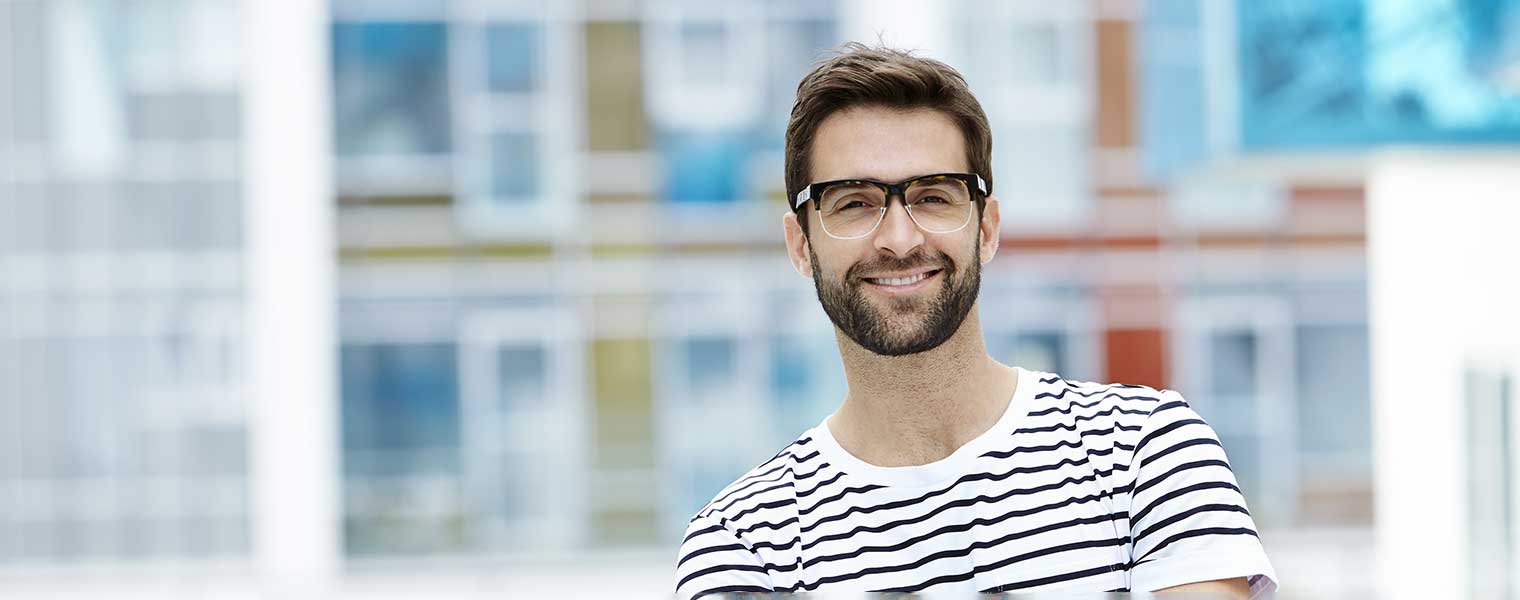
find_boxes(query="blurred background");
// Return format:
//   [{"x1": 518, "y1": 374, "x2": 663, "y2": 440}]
[{"x1": 1, "y1": 0, "x2": 1519, "y2": 598}]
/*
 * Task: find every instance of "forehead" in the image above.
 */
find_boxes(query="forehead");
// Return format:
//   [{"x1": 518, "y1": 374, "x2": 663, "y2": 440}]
[{"x1": 809, "y1": 105, "x2": 968, "y2": 183}]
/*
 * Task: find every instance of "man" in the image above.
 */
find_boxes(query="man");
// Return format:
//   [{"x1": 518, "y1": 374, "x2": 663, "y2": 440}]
[{"x1": 674, "y1": 44, "x2": 1277, "y2": 599}]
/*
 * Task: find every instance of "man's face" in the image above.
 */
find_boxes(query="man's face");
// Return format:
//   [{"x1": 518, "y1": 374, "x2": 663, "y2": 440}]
[{"x1": 785, "y1": 106, "x2": 999, "y2": 356}]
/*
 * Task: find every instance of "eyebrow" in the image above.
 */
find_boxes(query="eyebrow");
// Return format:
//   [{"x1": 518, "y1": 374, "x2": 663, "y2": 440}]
[{"x1": 832, "y1": 172, "x2": 952, "y2": 183}]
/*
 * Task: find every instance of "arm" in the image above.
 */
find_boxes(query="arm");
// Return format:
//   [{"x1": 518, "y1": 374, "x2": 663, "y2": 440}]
[
  {"x1": 1158, "y1": 576, "x2": 1251, "y2": 599},
  {"x1": 1126, "y1": 391, "x2": 1278, "y2": 598},
  {"x1": 675, "y1": 515, "x2": 773, "y2": 600}
]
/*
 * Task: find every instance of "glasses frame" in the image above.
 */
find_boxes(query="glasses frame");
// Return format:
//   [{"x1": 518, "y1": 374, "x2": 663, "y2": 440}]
[{"x1": 791, "y1": 172, "x2": 990, "y2": 240}]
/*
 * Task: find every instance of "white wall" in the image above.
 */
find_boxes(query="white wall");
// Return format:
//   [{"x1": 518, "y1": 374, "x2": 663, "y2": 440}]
[{"x1": 1368, "y1": 150, "x2": 1520, "y2": 600}]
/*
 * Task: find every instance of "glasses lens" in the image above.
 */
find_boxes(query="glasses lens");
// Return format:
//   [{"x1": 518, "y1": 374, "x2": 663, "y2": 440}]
[
  {"x1": 818, "y1": 182, "x2": 886, "y2": 238},
  {"x1": 904, "y1": 176, "x2": 973, "y2": 233}
]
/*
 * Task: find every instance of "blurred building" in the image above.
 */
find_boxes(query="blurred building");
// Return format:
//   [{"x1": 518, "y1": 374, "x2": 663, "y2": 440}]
[
  {"x1": 327, "y1": 0, "x2": 1378, "y2": 593},
  {"x1": 0, "y1": 0, "x2": 250, "y2": 562},
  {"x1": 4, "y1": 0, "x2": 1519, "y2": 598}
]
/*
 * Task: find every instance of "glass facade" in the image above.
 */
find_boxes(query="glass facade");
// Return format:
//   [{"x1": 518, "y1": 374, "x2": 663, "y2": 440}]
[
  {"x1": 1140, "y1": 0, "x2": 1520, "y2": 172},
  {"x1": 1239, "y1": 0, "x2": 1520, "y2": 147}
]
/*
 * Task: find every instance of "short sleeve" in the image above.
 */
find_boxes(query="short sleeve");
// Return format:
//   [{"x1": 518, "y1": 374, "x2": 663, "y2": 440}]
[
  {"x1": 1126, "y1": 390, "x2": 1279, "y2": 598},
  {"x1": 675, "y1": 514, "x2": 773, "y2": 600}
]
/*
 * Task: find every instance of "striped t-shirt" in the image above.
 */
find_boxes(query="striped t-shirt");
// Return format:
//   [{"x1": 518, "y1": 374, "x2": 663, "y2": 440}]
[{"x1": 674, "y1": 368, "x2": 1278, "y2": 599}]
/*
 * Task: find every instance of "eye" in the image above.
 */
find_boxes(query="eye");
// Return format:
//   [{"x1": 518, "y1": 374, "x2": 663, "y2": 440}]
[
  {"x1": 837, "y1": 200, "x2": 869, "y2": 210},
  {"x1": 916, "y1": 194, "x2": 949, "y2": 205}
]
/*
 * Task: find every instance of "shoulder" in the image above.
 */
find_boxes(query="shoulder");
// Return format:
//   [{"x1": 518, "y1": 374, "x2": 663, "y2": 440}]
[
  {"x1": 1019, "y1": 371, "x2": 1202, "y2": 456},
  {"x1": 676, "y1": 433, "x2": 822, "y2": 598},
  {"x1": 1025, "y1": 371, "x2": 1178, "y2": 424},
  {"x1": 689, "y1": 431, "x2": 822, "y2": 526}
]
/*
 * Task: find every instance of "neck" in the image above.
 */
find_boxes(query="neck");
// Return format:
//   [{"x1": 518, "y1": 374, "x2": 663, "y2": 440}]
[{"x1": 828, "y1": 305, "x2": 1019, "y2": 467}]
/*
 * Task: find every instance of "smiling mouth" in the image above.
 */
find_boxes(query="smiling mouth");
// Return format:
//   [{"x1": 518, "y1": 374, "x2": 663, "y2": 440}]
[{"x1": 863, "y1": 269, "x2": 942, "y2": 286}]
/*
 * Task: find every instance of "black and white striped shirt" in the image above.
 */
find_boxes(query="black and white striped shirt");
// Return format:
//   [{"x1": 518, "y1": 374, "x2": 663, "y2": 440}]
[{"x1": 675, "y1": 368, "x2": 1278, "y2": 599}]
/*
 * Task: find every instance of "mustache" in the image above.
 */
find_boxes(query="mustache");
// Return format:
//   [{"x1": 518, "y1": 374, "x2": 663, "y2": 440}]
[{"x1": 845, "y1": 249, "x2": 953, "y2": 282}]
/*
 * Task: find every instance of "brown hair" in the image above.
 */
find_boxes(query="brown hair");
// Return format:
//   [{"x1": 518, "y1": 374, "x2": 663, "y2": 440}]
[{"x1": 784, "y1": 42, "x2": 993, "y2": 235}]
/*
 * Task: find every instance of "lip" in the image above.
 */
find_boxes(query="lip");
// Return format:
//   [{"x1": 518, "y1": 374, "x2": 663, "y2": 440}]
[{"x1": 861, "y1": 268, "x2": 943, "y2": 294}]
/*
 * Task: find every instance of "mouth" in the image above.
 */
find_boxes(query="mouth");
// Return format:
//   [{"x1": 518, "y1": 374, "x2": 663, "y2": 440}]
[{"x1": 862, "y1": 268, "x2": 943, "y2": 293}]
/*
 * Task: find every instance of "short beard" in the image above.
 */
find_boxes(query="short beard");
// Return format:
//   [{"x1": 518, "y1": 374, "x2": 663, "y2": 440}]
[{"x1": 809, "y1": 237, "x2": 981, "y2": 357}]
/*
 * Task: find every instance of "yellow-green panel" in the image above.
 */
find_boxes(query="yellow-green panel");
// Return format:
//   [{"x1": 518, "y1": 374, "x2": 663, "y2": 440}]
[
  {"x1": 337, "y1": 243, "x2": 554, "y2": 261},
  {"x1": 337, "y1": 194, "x2": 454, "y2": 207},
  {"x1": 590, "y1": 242, "x2": 658, "y2": 258},
  {"x1": 593, "y1": 508, "x2": 660, "y2": 545},
  {"x1": 586, "y1": 193, "x2": 652, "y2": 204},
  {"x1": 592, "y1": 336, "x2": 654, "y2": 469},
  {"x1": 584, "y1": 22, "x2": 648, "y2": 152}
]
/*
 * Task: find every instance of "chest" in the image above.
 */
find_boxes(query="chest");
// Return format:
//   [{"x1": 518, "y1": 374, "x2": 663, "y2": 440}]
[{"x1": 780, "y1": 473, "x2": 1133, "y2": 595}]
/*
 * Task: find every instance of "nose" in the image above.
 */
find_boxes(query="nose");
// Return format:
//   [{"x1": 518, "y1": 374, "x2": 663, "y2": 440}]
[{"x1": 871, "y1": 194, "x2": 925, "y2": 257}]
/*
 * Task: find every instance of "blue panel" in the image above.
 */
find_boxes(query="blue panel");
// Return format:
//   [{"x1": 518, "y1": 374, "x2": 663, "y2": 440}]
[
  {"x1": 1238, "y1": 0, "x2": 1520, "y2": 148},
  {"x1": 768, "y1": 334, "x2": 842, "y2": 441},
  {"x1": 487, "y1": 23, "x2": 541, "y2": 93},
  {"x1": 684, "y1": 337, "x2": 736, "y2": 397},
  {"x1": 1138, "y1": 0, "x2": 1209, "y2": 178},
  {"x1": 341, "y1": 343, "x2": 460, "y2": 476},
  {"x1": 332, "y1": 22, "x2": 452, "y2": 155},
  {"x1": 498, "y1": 346, "x2": 546, "y2": 411},
  {"x1": 660, "y1": 132, "x2": 751, "y2": 203}
]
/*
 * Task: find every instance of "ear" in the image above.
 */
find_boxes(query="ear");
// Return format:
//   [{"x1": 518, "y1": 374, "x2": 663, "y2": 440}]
[
  {"x1": 782, "y1": 210, "x2": 814, "y2": 279},
  {"x1": 978, "y1": 195, "x2": 1001, "y2": 265}
]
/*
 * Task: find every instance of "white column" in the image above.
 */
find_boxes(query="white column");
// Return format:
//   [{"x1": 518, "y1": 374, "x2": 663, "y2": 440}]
[
  {"x1": 241, "y1": 0, "x2": 339, "y2": 591},
  {"x1": 1368, "y1": 150, "x2": 1520, "y2": 600}
]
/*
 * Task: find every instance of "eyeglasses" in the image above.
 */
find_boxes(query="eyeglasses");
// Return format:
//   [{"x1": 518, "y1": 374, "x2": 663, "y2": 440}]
[{"x1": 791, "y1": 172, "x2": 988, "y2": 240}]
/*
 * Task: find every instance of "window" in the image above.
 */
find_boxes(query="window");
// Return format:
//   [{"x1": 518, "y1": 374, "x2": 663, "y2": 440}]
[
  {"x1": 644, "y1": 11, "x2": 765, "y2": 130},
  {"x1": 1295, "y1": 325, "x2": 1371, "y2": 468},
  {"x1": 954, "y1": 2, "x2": 1092, "y2": 227},
  {"x1": 1207, "y1": 330, "x2": 1259, "y2": 427},
  {"x1": 991, "y1": 331, "x2": 1068, "y2": 376},
  {"x1": 1467, "y1": 367, "x2": 1516, "y2": 598},
  {"x1": 1169, "y1": 178, "x2": 1286, "y2": 230},
  {"x1": 1136, "y1": 0, "x2": 1208, "y2": 178},
  {"x1": 966, "y1": 21, "x2": 1064, "y2": 85},
  {"x1": 760, "y1": 18, "x2": 836, "y2": 145},
  {"x1": 452, "y1": 17, "x2": 574, "y2": 237},
  {"x1": 677, "y1": 22, "x2": 730, "y2": 85},
  {"x1": 456, "y1": 307, "x2": 589, "y2": 550},
  {"x1": 1204, "y1": 330, "x2": 1263, "y2": 495},
  {"x1": 486, "y1": 23, "x2": 541, "y2": 93},
  {"x1": 682, "y1": 337, "x2": 737, "y2": 401},
  {"x1": 331, "y1": 22, "x2": 452, "y2": 156},
  {"x1": 340, "y1": 343, "x2": 460, "y2": 477},
  {"x1": 768, "y1": 333, "x2": 844, "y2": 442},
  {"x1": 661, "y1": 334, "x2": 751, "y2": 521},
  {"x1": 340, "y1": 342, "x2": 462, "y2": 555},
  {"x1": 1173, "y1": 294, "x2": 1298, "y2": 526},
  {"x1": 659, "y1": 132, "x2": 749, "y2": 203},
  {"x1": 654, "y1": 293, "x2": 784, "y2": 537},
  {"x1": 491, "y1": 132, "x2": 540, "y2": 200},
  {"x1": 990, "y1": 120, "x2": 1091, "y2": 226}
]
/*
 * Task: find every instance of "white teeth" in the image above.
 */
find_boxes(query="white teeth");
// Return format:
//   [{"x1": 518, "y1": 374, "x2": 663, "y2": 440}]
[{"x1": 871, "y1": 272, "x2": 929, "y2": 286}]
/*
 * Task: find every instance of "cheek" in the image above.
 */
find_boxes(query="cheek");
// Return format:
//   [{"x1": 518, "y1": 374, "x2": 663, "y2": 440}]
[{"x1": 810, "y1": 243, "x2": 864, "y2": 280}]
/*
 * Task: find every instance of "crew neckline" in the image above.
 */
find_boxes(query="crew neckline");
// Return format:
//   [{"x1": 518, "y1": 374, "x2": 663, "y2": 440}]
[{"x1": 813, "y1": 366, "x2": 1043, "y2": 488}]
